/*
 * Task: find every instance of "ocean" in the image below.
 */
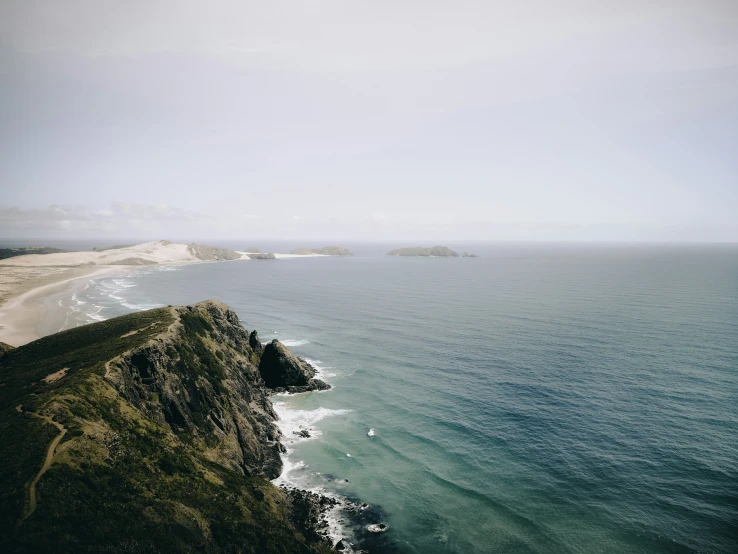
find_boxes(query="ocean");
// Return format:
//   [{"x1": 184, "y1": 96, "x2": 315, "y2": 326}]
[{"x1": 37, "y1": 243, "x2": 738, "y2": 553}]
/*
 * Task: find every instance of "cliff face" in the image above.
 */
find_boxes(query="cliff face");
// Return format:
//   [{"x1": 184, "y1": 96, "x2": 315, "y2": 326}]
[
  {"x1": 105, "y1": 301, "x2": 284, "y2": 479},
  {"x1": 0, "y1": 301, "x2": 332, "y2": 553}
]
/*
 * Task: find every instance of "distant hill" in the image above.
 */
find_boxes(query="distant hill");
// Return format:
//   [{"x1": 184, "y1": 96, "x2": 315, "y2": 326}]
[
  {"x1": 290, "y1": 246, "x2": 353, "y2": 256},
  {"x1": 0, "y1": 247, "x2": 69, "y2": 260},
  {"x1": 386, "y1": 246, "x2": 459, "y2": 257}
]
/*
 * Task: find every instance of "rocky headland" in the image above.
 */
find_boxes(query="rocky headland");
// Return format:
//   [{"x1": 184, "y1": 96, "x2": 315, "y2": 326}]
[{"x1": 0, "y1": 300, "x2": 350, "y2": 552}]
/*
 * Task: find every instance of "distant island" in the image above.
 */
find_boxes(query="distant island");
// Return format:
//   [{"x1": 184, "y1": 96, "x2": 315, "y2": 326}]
[
  {"x1": 290, "y1": 246, "x2": 353, "y2": 256},
  {"x1": 387, "y1": 246, "x2": 460, "y2": 257}
]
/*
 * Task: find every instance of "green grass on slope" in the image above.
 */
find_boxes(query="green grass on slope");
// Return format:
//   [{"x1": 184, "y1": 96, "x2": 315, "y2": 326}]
[{"x1": 0, "y1": 307, "x2": 331, "y2": 553}]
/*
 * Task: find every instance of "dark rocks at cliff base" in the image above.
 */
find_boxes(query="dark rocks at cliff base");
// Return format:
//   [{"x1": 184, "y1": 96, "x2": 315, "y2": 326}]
[
  {"x1": 278, "y1": 486, "x2": 340, "y2": 546},
  {"x1": 294, "y1": 429, "x2": 311, "y2": 438},
  {"x1": 249, "y1": 330, "x2": 263, "y2": 352},
  {"x1": 335, "y1": 539, "x2": 351, "y2": 551},
  {"x1": 259, "y1": 339, "x2": 331, "y2": 393}
]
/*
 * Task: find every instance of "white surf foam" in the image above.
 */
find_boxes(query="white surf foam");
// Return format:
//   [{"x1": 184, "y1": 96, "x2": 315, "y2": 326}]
[
  {"x1": 280, "y1": 339, "x2": 310, "y2": 347},
  {"x1": 303, "y1": 357, "x2": 337, "y2": 379},
  {"x1": 272, "y1": 403, "x2": 350, "y2": 444}
]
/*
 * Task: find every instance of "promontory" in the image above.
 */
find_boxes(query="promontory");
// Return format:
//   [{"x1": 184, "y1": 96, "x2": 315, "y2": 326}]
[{"x1": 0, "y1": 300, "x2": 336, "y2": 552}]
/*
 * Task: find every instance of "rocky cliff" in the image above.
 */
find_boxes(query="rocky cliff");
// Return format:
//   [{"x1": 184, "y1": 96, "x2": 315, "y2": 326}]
[{"x1": 0, "y1": 301, "x2": 334, "y2": 553}]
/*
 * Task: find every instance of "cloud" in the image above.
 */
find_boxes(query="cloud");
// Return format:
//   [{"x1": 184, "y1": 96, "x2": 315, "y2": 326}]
[{"x1": 0, "y1": 202, "x2": 215, "y2": 233}]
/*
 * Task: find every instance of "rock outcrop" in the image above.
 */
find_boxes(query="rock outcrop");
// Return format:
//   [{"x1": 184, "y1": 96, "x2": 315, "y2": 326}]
[
  {"x1": 249, "y1": 329, "x2": 264, "y2": 352},
  {"x1": 258, "y1": 340, "x2": 331, "y2": 393},
  {"x1": 246, "y1": 253, "x2": 277, "y2": 260},
  {"x1": 105, "y1": 301, "x2": 284, "y2": 479}
]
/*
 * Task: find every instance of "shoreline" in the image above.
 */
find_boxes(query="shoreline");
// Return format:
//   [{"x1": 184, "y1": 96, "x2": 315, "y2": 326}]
[
  {"x1": 0, "y1": 251, "x2": 339, "y2": 348},
  {"x1": 0, "y1": 256, "x2": 387, "y2": 552},
  {"x1": 0, "y1": 266, "x2": 127, "y2": 347}
]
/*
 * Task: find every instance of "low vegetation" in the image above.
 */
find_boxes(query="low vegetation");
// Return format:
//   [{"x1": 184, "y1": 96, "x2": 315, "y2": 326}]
[{"x1": 0, "y1": 303, "x2": 332, "y2": 553}]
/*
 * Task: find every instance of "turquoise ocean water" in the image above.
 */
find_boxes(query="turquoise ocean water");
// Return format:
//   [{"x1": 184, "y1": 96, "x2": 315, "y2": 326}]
[{"x1": 39, "y1": 243, "x2": 738, "y2": 553}]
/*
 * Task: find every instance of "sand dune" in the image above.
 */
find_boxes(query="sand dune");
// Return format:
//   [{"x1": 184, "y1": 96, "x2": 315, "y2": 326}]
[{"x1": 0, "y1": 240, "x2": 242, "y2": 268}]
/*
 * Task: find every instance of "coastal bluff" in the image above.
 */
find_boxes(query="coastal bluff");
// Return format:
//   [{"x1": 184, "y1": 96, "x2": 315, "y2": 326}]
[
  {"x1": 0, "y1": 301, "x2": 335, "y2": 552},
  {"x1": 387, "y1": 246, "x2": 460, "y2": 257}
]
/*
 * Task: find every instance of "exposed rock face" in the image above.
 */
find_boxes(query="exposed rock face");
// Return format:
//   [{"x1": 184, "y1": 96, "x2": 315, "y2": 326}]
[
  {"x1": 290, "y1": 246, "x2": 353, "y2": 256},
  {"x1": 0, "y1": 300, "x2": 336, "y2": 553},
  {"x1": 105, "y1": 301, "x2": 284, "y2": 479},
  {"x1": 246, "y1": 253, "x2": 277, "y2": 260},
  {"x1": 249, "y1": 330, "x2": 264, "y2": 355},
  {"x1": 258, "y1": 340, "x2": 331, "y2": 393},
  {"x1": 386, "y1": 246, "x2": 459, "y2": 257},
  {"x1": 281, "y1": 487, "x2": 340, "y2": 544}
]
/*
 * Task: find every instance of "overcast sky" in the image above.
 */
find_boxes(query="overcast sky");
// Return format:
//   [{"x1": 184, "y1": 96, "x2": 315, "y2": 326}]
[{"x1": 1, "y1": 1, "x2": 737, "y2": 241}]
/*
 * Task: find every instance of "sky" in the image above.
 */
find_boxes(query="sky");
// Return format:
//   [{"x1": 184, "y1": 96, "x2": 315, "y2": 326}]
[{"x1": 1, "y1": 1, "x2": 737, "y2": 242}]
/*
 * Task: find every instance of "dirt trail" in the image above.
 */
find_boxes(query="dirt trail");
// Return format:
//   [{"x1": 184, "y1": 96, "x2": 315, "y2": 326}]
[{"x1": 18, "y1": 408, "x2": 67, "y2": 523}]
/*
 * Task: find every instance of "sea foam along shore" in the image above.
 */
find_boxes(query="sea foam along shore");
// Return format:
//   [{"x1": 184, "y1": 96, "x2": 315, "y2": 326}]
[
  {"x1": 0, "y1": 240, "x2": 339, "y2": 347},
  {"x1": 0, "y1": 265, "x2": 124, "y2": 347},
  {"x1": 272, "y1": 395, "x2": 352, "y2": 547}
]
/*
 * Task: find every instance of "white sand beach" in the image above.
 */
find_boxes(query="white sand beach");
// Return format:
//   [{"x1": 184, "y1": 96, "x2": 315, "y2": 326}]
[
  {"x1": 0, "y1": 241, "x2": 338, "y2": 347},
  {"x1": 0, "y1": 241, "x2": 243, "y2": 346}
]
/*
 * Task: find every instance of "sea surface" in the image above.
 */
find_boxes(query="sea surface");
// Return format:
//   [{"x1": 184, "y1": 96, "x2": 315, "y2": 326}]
[{"x1": 37, "y1": 243, "x2": 738, "y2": 553}]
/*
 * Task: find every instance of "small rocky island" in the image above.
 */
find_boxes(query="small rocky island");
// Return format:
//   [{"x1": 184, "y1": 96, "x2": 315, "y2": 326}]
[
  {"x1": 387, "y1": 246, "x2": 460, "y2": 257},
  {"x1": 290, "y1": 246, "x2": 353, "y2": 256}
]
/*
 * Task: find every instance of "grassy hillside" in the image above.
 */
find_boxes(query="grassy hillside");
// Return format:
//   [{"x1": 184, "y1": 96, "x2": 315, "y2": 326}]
[{"x1": 0, "y1": 302, "x2": 332, "y2": 553}]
